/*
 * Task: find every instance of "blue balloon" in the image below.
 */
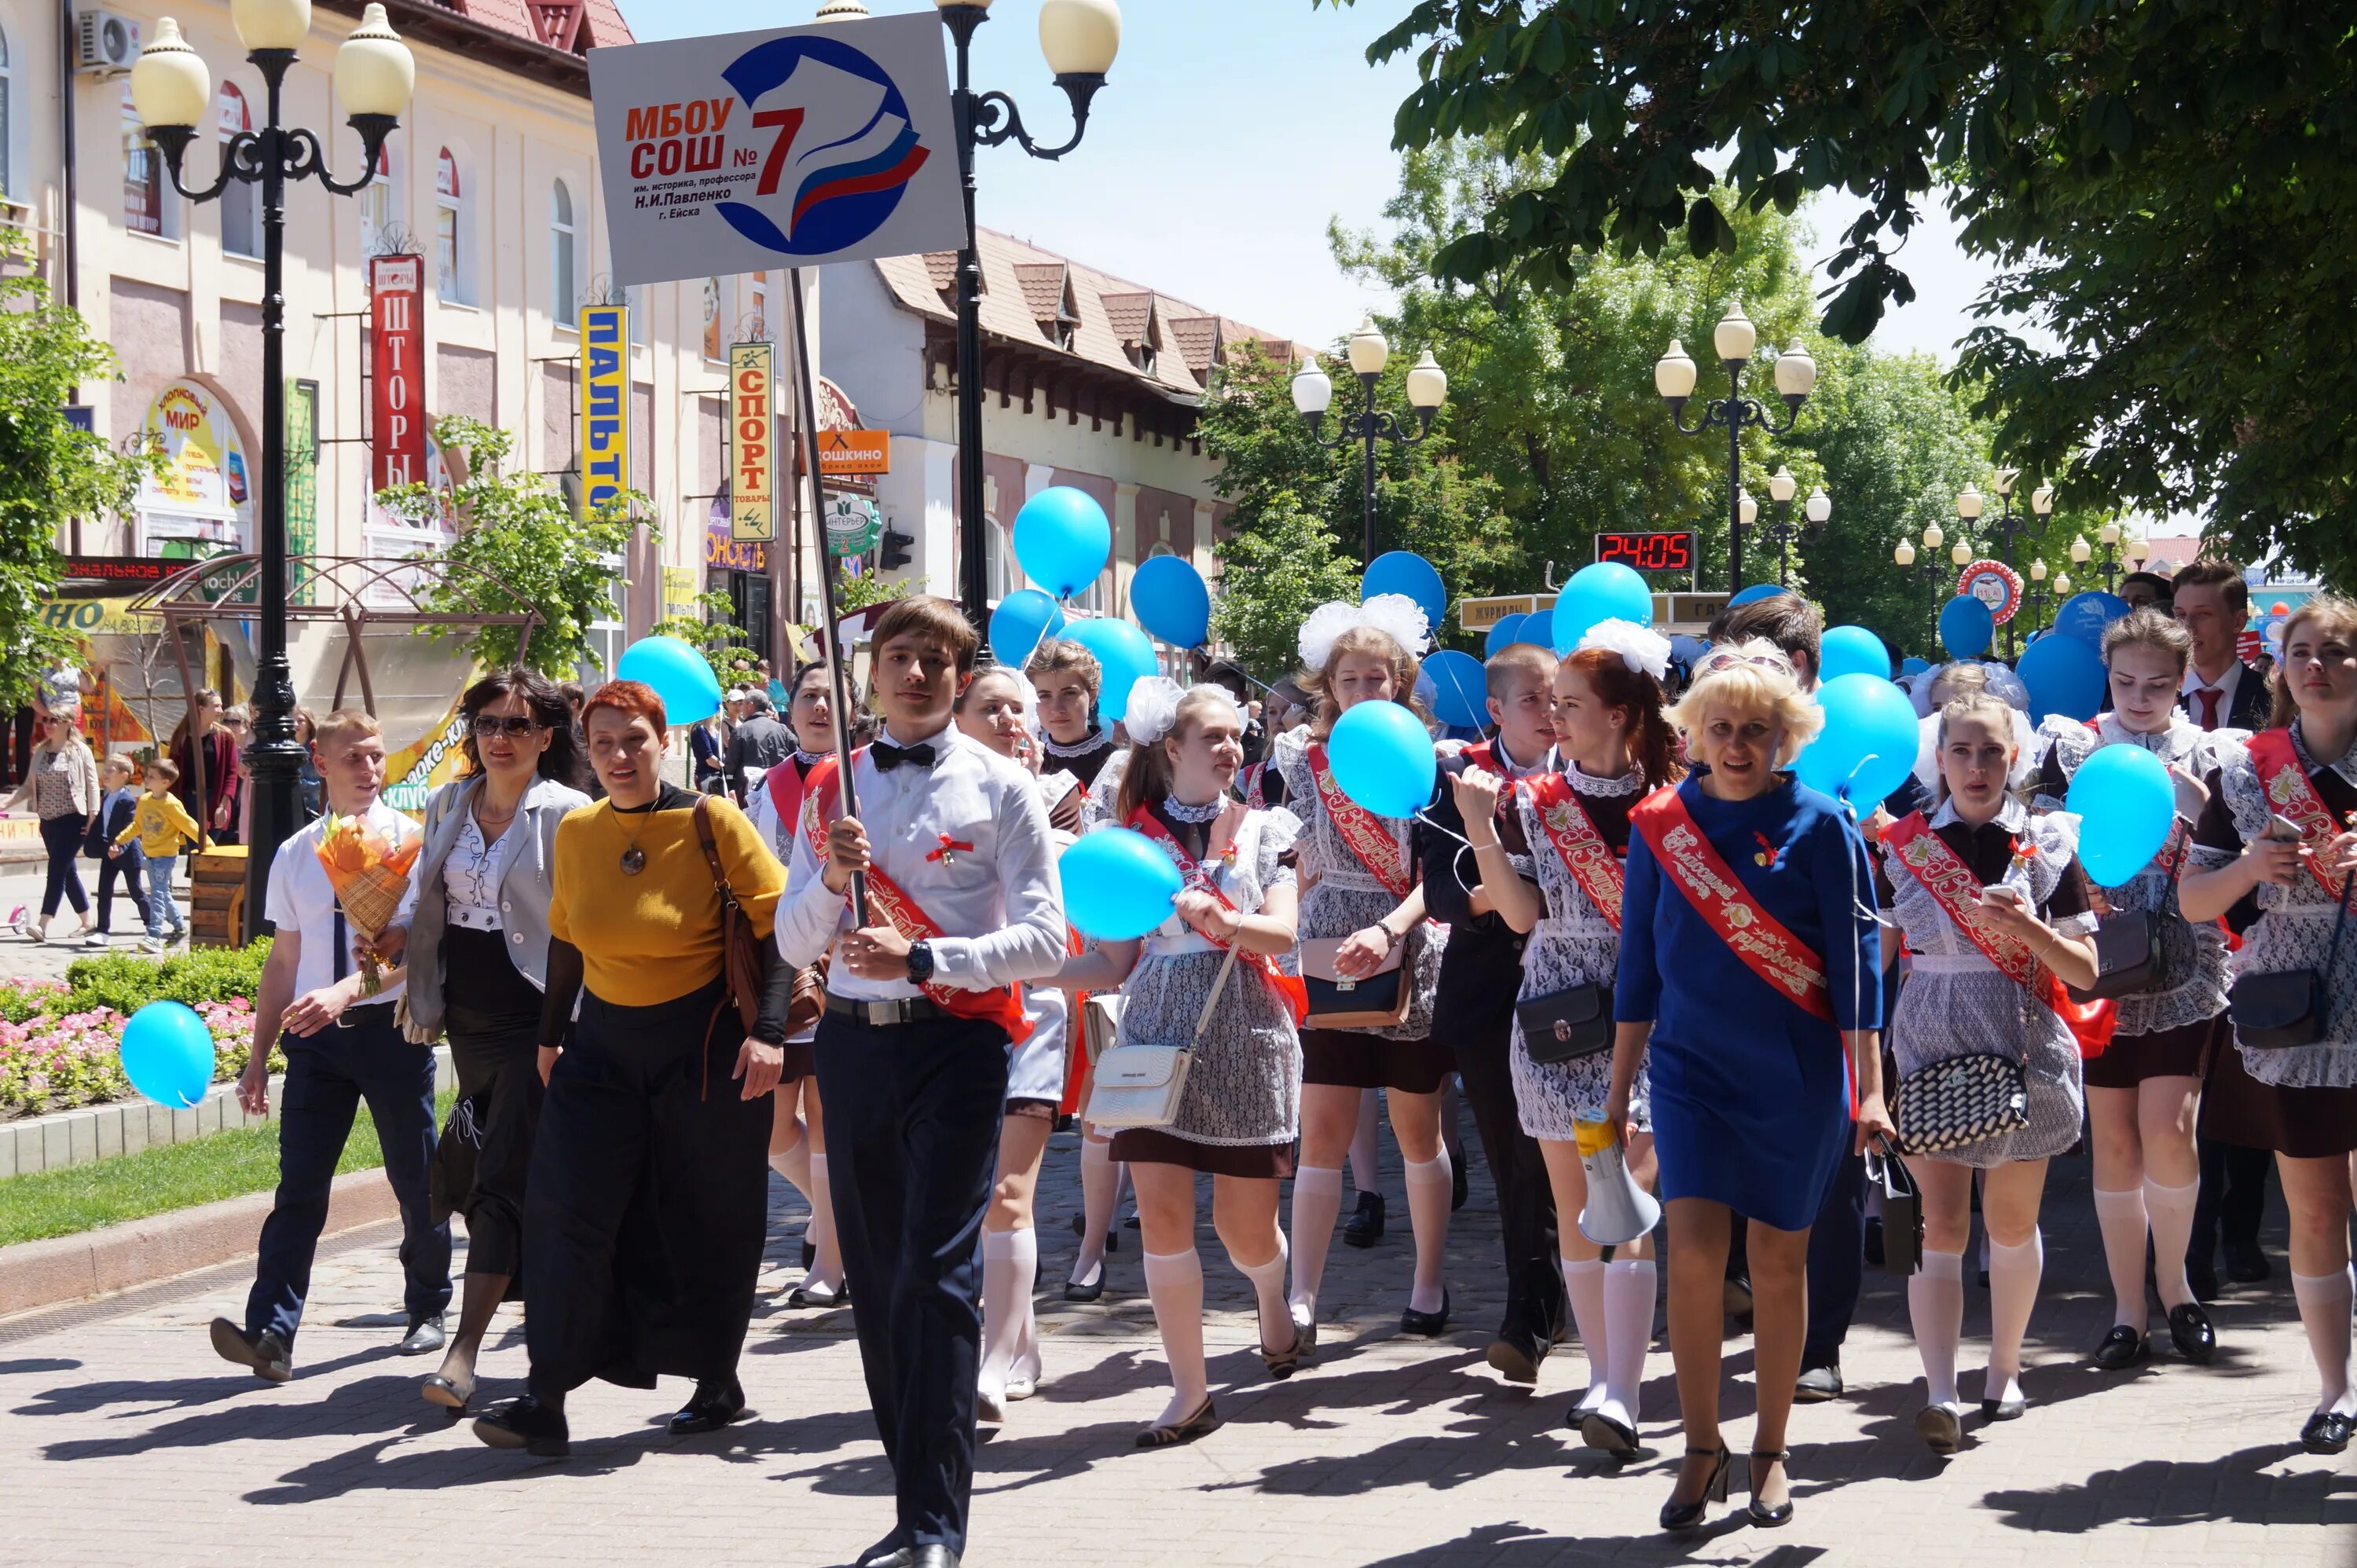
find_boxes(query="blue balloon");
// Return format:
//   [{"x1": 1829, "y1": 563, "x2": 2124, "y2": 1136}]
[
  {"x1": 1551, "y1": 562, "x2": 1655, "y2": 650},
  {"x1": 1938, "y1": 595, "x2": 1996, "y2": 658},
  {"x1": 1518, "y1": 609, "x2": 1553, "y2": 650},
  {"x1": 1327, "y1": 700, "x2": 1437, "y2": 819},
  {"x1": 2054, "y1": 590, "x2": 2131, "y2": 647},
  {"x1": 2019, "y1": 631, "x2": 2107, "y2": 722},
  {"x1": 1423, "y1": 650, "x2": 1487, "y2": 730},
  {"x1": 988, "y1": 588, "x2": 1066, "y2": 668},
  {"x1": 616, "y1": 635, "x2": 723, "y2": 724},
  {"x1": 1130, "y1": 555, "x2": 1211, "y2": 648},
  {"x1": 2066, "y1": 745, "x2": 2177, "y2": 887},
  {"x1": 1794, "y1": 674, "x2": 1921, "y2": 805},
  {"x1": 1066, "y1": 617, "x2": 1157, "y2": 723},
  {"x1": 1728, "y1": 583, "x2": 1790, "y2": 607},
  {"x1": 1012, "y1": 486, "x2": 1112, "y2": 599},
  {"x1": 1820, "y1": 625, "x2": 1893, "y2": 685},
  {"x1": 1900, "y1": 657, "x2": 1933, "y2": 676},
  {"x1": 1362, "y1": 551, "x2": 1447, "y2": 628},
  {"x1": 119, "y1": 1000, "x2": 214, "y2": 1110},
  {"x1": 1484, "y1": 613, "x2": 1528, "y2": 657},
  {"x1": 1058, "y1": 827, "x2": 1184, "y2": 941}
]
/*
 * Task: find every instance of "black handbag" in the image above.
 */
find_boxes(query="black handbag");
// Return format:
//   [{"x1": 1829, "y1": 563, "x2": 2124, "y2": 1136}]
[
  {"x1": 2068, "y1": 834, "x2": 2183, "y2": 1002},
  {"x1": 2230, "y1": 866, "x2": 2355, "y2": 1050},
  {"x1": 1866, "y1": 1144, "x2": 1923, "y2": 1277},
  {"x1": 1516, "y1": 983, "x2": 1614, "y2": 1064},
  {"x1": 1893, "y1": 1052, "x2": 2029, "y2": 1155}
]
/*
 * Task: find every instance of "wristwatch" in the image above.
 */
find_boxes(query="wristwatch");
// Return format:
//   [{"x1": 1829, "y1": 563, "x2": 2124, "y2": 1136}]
[{"x1": 904, "y1": 939, "x2": 936, "y2": 985}]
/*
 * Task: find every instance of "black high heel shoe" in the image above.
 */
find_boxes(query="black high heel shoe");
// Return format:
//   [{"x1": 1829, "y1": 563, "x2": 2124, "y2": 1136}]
[
  {"x1": 1659, "y1": 1443, "x2": 1731, "y2": 1531},
  {"x1": 1747, "y1": 1449, "x2": 1793, "y2": 1526},
  {"x1": 1400, "y1": 1288, "x2": 1451, "y2": 1338}
]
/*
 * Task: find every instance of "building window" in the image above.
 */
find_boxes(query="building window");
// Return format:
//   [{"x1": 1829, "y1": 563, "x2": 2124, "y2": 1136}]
[
  {"x1": 216, "y1": 85, "x2": 260, "y2": 258},
  {"x1": 550, "y1": 179, "x2": 577, "y2": 321},
  {"x1": 434, "y1": 146, "x2": 471, "y2": 303},
  {"x1": 357, "y1": 139, "x2": 397, "y2": 257},
  {"x1": 748, "y1": 272, "x2": 768, "y2": 340},
  {"x1": 121, "y1": 82, "x2": 174, "y2": 237}
]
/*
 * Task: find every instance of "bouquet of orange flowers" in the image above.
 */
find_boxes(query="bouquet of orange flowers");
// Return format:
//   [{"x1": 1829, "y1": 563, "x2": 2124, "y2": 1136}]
[{"x1": 315, "y1": 813, "x2": 422, "y2": 997}]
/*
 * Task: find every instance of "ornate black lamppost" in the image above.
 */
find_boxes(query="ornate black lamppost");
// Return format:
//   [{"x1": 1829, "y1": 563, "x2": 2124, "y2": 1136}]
[
  {"x1": 1289, "y1": 318, "x2": 1450, "y2": 564},
  {"x1": 1753, "y1": 465, "x2": 1832, "y2": 588},
  {"x1": 1655, "y1": 304, "x2": 1816, "y2": 591}
]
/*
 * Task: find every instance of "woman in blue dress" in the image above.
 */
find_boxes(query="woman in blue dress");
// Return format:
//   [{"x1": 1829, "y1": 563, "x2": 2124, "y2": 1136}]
[{"x1": 1605, "y1": 639, "x2": 1892, "y2": 1532}]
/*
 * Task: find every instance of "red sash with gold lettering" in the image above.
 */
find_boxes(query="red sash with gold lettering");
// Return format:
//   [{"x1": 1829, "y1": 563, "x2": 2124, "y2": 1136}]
[
  {"x1": 1127, "y1": 806, "x2": 1309, "y2": 1025},
  {"x1": 802, "y1": 754, "x2": 1032, "y2": 1042},
  {"x1": 1307, "y1": 741, "x2": 1413, "y2": 899},
  {"x1": 1630, "y1": 787, "x2": 1835, "y2": 1022},
  {"x1": 1882, "y1": 811, "x2": 2117, "y2": 1057},
  {"x1": 1525, "y1": 771, "x2": 1626, "y2": 933},
  {"x1": 764, "y1": 755, "x2": 818, "y2": 844},
  {"x1": 2248, "y1": 728, "x2": 2348, "y2": 897}
]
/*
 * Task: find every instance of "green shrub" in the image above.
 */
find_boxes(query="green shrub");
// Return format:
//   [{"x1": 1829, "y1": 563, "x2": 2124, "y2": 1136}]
[{"x1": 62, "y1": 938, "x2": 273, "y2": 1017}]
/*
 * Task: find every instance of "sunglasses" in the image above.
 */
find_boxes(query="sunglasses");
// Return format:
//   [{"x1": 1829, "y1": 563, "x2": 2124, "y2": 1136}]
[{"x1": 473, "y1": 715, "x2": 545, "y2": 738}]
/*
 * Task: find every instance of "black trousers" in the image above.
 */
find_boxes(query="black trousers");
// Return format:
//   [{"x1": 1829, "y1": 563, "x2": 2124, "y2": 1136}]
[
  {"x1": 1450, "y1": 1006, "x2": 1563, "y2": 1337},
  {"x1": 245, "y1": 1005, "x2": 449, "y2": 1346},
  {"x1": 1802, "y1": 1143, "x2": 1866, "y2": 1368},
  {"x1": 816, "y1": 1008, "x2": 1009, "y2": 1558},
  {"x1": 2191, "y1": 1137, "x2": 2273, "y2": 1262}
]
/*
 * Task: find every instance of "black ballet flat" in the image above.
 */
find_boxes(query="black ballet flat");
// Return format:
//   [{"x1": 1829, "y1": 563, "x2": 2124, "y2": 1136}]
[
  {"x1": 473, "y1": 1395, "x2": 570, "y2": 1457},
  {"x1": 1064, "y1": 1261, "x2": 1105, "y2": 1302},
  {"x1": 1400, "y1": 1289, "x2": 1451, "y2": 1338},
  {"x1": 1915, "y1": 1404, "x2": 1963, "y2": 1455},
  {"x1": 1259, "y1": 1320, "x2": 1308, "y2": 1381},
  {"x1": 1578, "y1": 1410, "x2": 1640, "y2": 1457},
  {"x1": 2091, "y1": 1324, "x2": 2147, "y2": 1372},
  {"x1": 2166, "y1": 1302, "x2": 2216, "y2": 1365},
  {"x1": 667, "y1": 1376, "x2": 746, "y2": 1436},
  {"x1": 1747, "y1": 1449, "x2": 1794, "y2": 1527},
  {"x1": 1135, "y1": 1396, "x2": 1220, "y2": 1449},
  {"x1": 1343, "y1": 1191, "x2": 1386, "y2": 1249},
  {"x1": 1659, "y1": 1443, "x2": 1730, "y2": 1531},
  {"x1": 2300, "y1": 1409, "x2": 2353, "y2": 1454},
  {"x1": 420, "y1": 1371, "x2": 475, "y2": 1412},
  {"x1": 1981, "y1": 1390, "x2": 2027, "y2": 1422}
]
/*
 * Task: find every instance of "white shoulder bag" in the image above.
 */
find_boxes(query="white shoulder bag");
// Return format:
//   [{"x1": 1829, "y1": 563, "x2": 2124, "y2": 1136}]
[{"x1": 1084, "y1": 943, "x2": 1241, "y2": 1130}]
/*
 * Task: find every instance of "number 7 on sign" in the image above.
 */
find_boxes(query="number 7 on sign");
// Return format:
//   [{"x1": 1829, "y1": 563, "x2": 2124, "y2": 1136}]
[{"x1": 754, "y1": 109, "x2": 805, "y2": 197}]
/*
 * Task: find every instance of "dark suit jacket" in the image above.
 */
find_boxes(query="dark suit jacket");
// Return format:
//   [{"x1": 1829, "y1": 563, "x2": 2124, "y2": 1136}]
[
  {"x1": 1416, "y1": 747, "x2": 1530, "y2": 1028},
  {"x1": 724, "y1": 715, "x2": 793, "y2": 798}
]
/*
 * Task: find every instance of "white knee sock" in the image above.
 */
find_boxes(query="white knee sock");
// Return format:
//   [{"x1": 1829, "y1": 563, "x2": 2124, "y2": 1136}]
[
  {"x1": 1072, "y1": 1137, "x2": 1117, "y2": 1286},
  {"x1": 1348, "y1": 1090, "x2": 1382, "y2": 1196},
  {"x1": 2091, "y1": 1185, "x2": 2150, "y2": 1330},
  {"x1": 1600, "y1": 1258, "x2": 1656, "y2": 1431},
  {"x1": 2291, "y1": 1266, "x2": 2357, "y2": 1416},
  {"x1": 1142, "y1": 1247, "x2": 1208, "y2": 1427},
  {"x1": 979, "y1": 1228, "x2": 1027, "y2": 1400},
  {"x1": 768, "y1": 1128, "x2": 812, "y2": 1203},
  {"x1": 2143, "y1": 1178, "x2": 2200, "y2": 1312},
  {"x1": 1228, "y1": 1234, "x2": 1292, "y2": 1354},
  {"x1": 803, "y1": 1153, "x2": 841, "y2": 1288},
  {"x1": 1908, "y1": 1249, "x2": 1966, "y2": 1409},
  {"x1": 1288, "y1": 1165, "x2": 1344, "y2": 1323},
  {"x1": 1986, "y1": 1228, "x2": 2045, "y2": 1405},
  {"x1": 1402, "y1": 1151, "x2": 1453, "y2": 1314},
  {"x1": 1562, "y1": 1258, "x2": 1607, "y2": 1413}
]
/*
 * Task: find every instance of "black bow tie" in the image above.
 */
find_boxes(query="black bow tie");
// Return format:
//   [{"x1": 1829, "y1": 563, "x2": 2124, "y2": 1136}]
[{"x1": 873, "y1": 740, "x2": 938, "y2": 774}]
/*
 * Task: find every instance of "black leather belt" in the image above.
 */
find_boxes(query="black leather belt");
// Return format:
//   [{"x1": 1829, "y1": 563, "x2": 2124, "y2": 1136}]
[
  {"x1": 335, "y1": 999, "x2": 400, "y2": 1031},
  {"x1": 825, "y1": 992, "x2": 951, "y2": 1028}
]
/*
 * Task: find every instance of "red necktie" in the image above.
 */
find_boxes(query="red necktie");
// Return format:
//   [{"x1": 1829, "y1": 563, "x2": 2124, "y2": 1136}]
[{"x1": 2195, "y1": 687, "x2": 2223, "y2": 729}]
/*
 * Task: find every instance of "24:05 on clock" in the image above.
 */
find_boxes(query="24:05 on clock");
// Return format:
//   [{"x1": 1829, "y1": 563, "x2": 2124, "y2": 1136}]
[{"x1": 1593, "y1": 530, "x2": 1697, "y2": 578}]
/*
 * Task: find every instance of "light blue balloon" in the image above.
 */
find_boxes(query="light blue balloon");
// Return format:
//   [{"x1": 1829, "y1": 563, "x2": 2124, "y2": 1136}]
[
  {"x1": 1130, "y1": 555, "x2": 1211, "y2": 648},
  {"x1": 1326, "y1": 700, "x2": 1436, "y2": 819},
  {"x1": 1550, "y1": 562, "x2": 1655, "y2": 651},
  {"x1": 1728, "y1": 583, "x2": 1790, "y2": 607},
  {"x1": 1794, "y1": 674, "x2": 1920, "y2": 805},
  {"x1": 1484, "y1": 613, "x2": 1528, "y2": 658},
  {"x1": 2020, "y1": 631, "x2": 2107, "y2": 722},
  {"x1": 1059, "y1": 828, "x2": 1184, "y2": 941},
  {"x1": 119, "y1": 1000, "x2": 214, "y2": 1110},
  {"x1": 1066, "y1": 617, "x2": 1157, "y2": 723},
  {"x1": 1423, "y1": 650, "x2": 1487, "y2": 730},
  {"x1": 1820, "y1": 625, "x2": 1893, "y2": 685},
  {"x1": 1362, "y1": 551, "x2": 1447, "y2": 628},
  {"x1": 1012, "y1": 486, "x2": 1113, "y2": 599},
  {"x1": 2054, "y1": 590, "x2": 2131, "y2": 647},
  {"x1": 2067, "y1": 745, "x2": 2177, "y2": 887},
  {"x1": 1900, "y1": 657, "x2": 1932, "y2": 676},
  {"x1": 616, "y1": 635, "x2": 723, "y2": 724},
  {"x1": 988, "y1": 588, "x2": 1066, "y2": 668},
  {"x1": 1519, "y1": 609, "x2": 1553, "y2": 651},
  {"x1": 1939, "y1": 595, "x2": 1996, "y2": 658}
]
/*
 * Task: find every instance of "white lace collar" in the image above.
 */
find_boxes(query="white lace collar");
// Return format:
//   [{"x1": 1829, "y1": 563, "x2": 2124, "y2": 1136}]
[
  {"x1": 2289, "y1": 720, "x2": 2357, "y2": 789},
  {"x1": 1566, "y1": 762, "x2": 1644, "y2": 797},
  {"x1": 1930, "y1": 793, "x2": 2028, "y2": 834},
  {"x1": 1043, "y1": 726, "x2": 1113, "y2": 760},
  {"x1": 2096, "y1": 712, "x2": 2200, "y2": 761}
]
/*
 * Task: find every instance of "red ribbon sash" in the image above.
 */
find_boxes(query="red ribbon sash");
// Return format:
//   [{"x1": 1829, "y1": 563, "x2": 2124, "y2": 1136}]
[
  {"x1": 1127, "y1": 806, "x2": 1309, "y2": 1025},
  {"x1": 802, "y1": 753, "x2": 1032, "y2": 1042},
  {"x1": 1525, "y1": 772, "x2": 1625, "y2": 933},
  {"x1": 1630, "y1": 788, "x2": 1835, "y2": 1023},
  {"x1": 2248, "y1": 728, "x2": 2348, "y2": 898},
  {"x1": 764, "y1": 755, "x2": 816, "y2": 841},
  {"x1": 1307, "y1": 741, "x2": 1413, "y2": 899},
  {"x1": 1882, "y1": 812, "x2": 2117, "y2": 1057}
]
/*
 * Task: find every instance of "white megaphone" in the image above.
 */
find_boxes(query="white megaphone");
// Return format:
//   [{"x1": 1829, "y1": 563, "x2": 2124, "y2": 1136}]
[{"x1": 1577, "y1": 1131, "x2": 1662, "y2": 1247}]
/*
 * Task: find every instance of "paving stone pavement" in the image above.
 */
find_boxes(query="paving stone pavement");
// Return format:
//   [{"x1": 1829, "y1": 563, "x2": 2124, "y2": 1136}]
[{"x1": 0, "y1": 1116, "x2": 2349, "y2": 1567}]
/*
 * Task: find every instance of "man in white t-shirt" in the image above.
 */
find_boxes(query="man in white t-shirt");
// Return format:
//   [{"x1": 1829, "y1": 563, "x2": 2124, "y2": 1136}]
[{"x1": 207, "y1": 709, "x2": 449, "y2": 1383}]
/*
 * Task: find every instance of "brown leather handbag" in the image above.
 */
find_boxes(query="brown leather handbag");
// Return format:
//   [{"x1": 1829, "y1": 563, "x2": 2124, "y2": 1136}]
[{"x1": 693, "y1": 797, "x2": 768, "y2": 1034}]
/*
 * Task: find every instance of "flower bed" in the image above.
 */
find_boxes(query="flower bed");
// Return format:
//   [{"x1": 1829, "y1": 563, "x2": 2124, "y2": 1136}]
[{"x1": 0, "y1": 941, "x2": 280, "y2": 1123}]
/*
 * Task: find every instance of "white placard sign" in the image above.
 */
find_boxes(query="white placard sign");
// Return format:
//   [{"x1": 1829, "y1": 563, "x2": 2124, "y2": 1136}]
[{"x1": 588, "y1": 12, "x2": 965, "y2": 288}]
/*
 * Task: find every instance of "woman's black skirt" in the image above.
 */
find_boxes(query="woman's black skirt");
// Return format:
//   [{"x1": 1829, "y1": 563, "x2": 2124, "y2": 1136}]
[{"x1": 431, "y1": 926, "x2": 544, "y2": 1281}]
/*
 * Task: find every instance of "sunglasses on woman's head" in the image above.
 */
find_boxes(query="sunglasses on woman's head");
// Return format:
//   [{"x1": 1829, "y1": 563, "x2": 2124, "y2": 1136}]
[{"x1": 472, "y1": 715, "x2": 543, "y2": 738}]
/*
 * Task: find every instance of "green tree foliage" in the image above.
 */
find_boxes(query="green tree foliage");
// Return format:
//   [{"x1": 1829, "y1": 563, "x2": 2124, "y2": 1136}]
[
  {"x1": 1329, "y1": 0, "x2": 2357, "y2": 584},
  {"x1": 376, "y1": 416, "x2": 638, "y2": 677}
]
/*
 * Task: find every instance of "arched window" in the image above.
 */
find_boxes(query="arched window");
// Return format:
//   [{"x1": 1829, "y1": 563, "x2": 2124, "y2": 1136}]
[
  {"x1": 550, "y1": 180, "x2": 576, "y2": 320},
  {"x1": 357, "y1": 137, "x2": 398, "y2": 257},
  {"x1": 217, "y1": 85, "x2": 259, "y2": 258},
  {"x1": 434, "y1": 146, "x2": 470, "y2": 302}
]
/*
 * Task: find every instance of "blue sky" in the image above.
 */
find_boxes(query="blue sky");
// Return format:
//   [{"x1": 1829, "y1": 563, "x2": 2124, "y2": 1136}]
[{"x1": 614, "y1": 0, "x2": 2000, "y2": 362}]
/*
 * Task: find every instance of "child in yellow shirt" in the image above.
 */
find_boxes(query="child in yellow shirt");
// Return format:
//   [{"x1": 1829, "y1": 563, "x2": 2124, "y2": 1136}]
[{"x1": 115, "y1": 758, "x2": 203, "y2": 950}]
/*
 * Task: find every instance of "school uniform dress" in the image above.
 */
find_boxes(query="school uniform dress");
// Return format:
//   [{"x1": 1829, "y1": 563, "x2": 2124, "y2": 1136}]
[
  {"x1": 774, "y1": 726, "x2": 1065, "y2": 1561},
  {"x1": 1615, "y1": 775, "x2": 1882, "y2": 1231},
  {"x1": 2036, "y1": 715, "x2": 2237, "y2": 1087},
  {"x1": 1270, "y1": 724, "x2": 1451, "y2": 1094},
  {"x1": 1879, "y1": 798, "x2": 2099, "y2": 1167},
  {"x1": 1042, "y1": 725, "x2": 1120, "y2": 792}
]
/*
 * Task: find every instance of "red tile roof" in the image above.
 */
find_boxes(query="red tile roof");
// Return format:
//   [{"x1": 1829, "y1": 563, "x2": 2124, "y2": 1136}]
[{"x1": 424, "y1": 0, "x2": 635, "y2": 53}]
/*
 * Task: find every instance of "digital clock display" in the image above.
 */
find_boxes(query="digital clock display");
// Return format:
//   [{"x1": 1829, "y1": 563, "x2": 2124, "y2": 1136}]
[{"x1": 1594, "y1": 530, "x2": 1696, "y2": 573}]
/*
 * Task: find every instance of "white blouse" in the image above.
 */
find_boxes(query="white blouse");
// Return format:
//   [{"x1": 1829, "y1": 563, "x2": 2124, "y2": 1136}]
[{"x1": 443, "y1": 813, "x2": 514, "y2": 932}]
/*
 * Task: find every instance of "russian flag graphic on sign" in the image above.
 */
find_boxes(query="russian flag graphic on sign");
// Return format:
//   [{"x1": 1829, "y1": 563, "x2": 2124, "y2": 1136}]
[{"x1": 717, "y1": 35, "x2": 933, "y2": 258}]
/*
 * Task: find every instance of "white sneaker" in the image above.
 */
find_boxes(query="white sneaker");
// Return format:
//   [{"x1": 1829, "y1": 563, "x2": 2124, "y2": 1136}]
[
  {"x1": 137, "y1": 937, "x2": 163, "y2": 954},
  {"x1": 82, "y1": 932, "x2": 108, "y2": 948}
]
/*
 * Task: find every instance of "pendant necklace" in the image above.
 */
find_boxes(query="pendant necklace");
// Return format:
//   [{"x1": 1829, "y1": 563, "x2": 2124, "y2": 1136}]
[{"x1": 618, "y1": 805, "x2": 652, "y2": 874}]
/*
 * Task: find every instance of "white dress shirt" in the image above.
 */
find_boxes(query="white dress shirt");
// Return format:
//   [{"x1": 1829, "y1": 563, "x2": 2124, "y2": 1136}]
[
  {"x1": 264, "y1": 799, "x2": 420, "y2": 1003},
  {"x1": 2181, "y1": 661, "x2": 2244, "y2": 731},
  {"x1": 774, "y1": 724, "x2": 1066, "y2": 999}
]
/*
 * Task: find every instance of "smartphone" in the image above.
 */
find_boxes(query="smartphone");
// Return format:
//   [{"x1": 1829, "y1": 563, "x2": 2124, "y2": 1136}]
[
  {"x1": 2265, "y1": 813, "x2": 2307, "y2": 843},
  {"x1": 1980, "y1": 884, "x2": 2027, "y2": 907}
]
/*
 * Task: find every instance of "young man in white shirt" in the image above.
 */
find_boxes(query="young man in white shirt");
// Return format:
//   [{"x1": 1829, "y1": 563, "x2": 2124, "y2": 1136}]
[
  {"x1": 775, "y1": 597, "x2": 1065, "y2": 1568},
  {"x1": 208, "y1": 709, "x2": 449, "y2": 1383}
]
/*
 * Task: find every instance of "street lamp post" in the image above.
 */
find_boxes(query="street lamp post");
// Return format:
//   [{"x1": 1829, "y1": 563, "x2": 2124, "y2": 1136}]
[
  {"x1": 936, "y1": 0, "x2": 1122, "y2": 639},
  {"x1": 130, "y1": 0, "x2": 413, "y2": 940},
  {"x1": 1754, "y1": 465, "x2": 1831, "y2": 588},
  {"x1": 1655, "y1": 304, "x2": 1816, "y2": 591},
  {"x1": 1893, "y1": 521, "x2": 1948, "y2": 654},
  {"x1": 2095, "y1": 518, "x2": 2124, "y2": 592},
  {"x1": 1289, "y1": 323, "x2": 1447, "y2": 565},
  {"x1": 2022, "y1": 558, "x2": 2053, "y2": 635}
]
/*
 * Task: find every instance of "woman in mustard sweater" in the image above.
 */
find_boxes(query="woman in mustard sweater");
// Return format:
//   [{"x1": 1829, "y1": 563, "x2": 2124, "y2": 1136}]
[{"x1": 472, "y1": 680, "x2": 796, "y2": 1459}]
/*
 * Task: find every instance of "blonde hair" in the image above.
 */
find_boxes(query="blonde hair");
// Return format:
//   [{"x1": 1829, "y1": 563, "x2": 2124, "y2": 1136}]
[
  {"x1": 1024, "y1": 637, "x2": 1102, "y2": 698},
  {"x1": 313, "y1": 707, "x2": 384, "y2": 745},
  {"x1": 1932, "y1": 689, "x2": 2019, "y2": 804},
  {"x1": 1666, "y1": 638, "x2": 1820, "y2": 766},
  {"x1": 1300, "y1": 625, "x2": 1423, "y2": 739},
  {"x1": 1117, "y1": 685, "x2": 1247, "y2": 821},
  {"x1": 2271, "y1": 594, "x2": 2357, "y2": 728}
]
